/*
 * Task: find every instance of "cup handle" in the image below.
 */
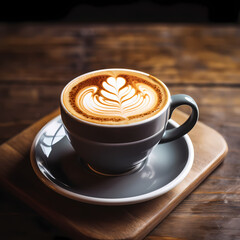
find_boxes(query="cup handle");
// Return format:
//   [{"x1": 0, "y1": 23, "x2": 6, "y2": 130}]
[{"x1": 161, "y1": 94, "x2": 199, "y2": 143}]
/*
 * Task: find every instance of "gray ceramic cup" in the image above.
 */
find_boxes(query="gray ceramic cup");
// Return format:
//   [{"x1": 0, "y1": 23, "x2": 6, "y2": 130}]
[{"x1": 60, "y1": 69, "x2": 199, "y2": 175}]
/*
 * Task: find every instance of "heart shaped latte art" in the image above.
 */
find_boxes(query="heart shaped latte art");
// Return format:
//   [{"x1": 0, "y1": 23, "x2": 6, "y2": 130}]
[{"x1": 75, "y1": 76, "x2": 158, "y2": 119}]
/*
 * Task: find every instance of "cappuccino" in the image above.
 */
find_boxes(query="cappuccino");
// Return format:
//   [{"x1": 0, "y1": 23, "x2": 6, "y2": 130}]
[{"x1": 62, "y1": 69, "x2": 168, "y2": 125}]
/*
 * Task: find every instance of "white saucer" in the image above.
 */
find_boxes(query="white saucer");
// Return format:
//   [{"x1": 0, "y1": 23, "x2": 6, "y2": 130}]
[{"x1": 30, "y1": 116, "x2": 194, "y2": 206}]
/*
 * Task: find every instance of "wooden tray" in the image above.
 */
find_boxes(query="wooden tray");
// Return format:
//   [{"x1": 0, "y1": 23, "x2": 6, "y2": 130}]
[{"x1": 0, "y1": 109, "x2": 228, "y2": 240}]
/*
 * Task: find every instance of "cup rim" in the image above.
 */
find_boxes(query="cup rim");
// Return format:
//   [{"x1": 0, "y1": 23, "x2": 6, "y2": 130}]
[{"x1": 60, "y1": 68, "x2": 171, "y2": 128}]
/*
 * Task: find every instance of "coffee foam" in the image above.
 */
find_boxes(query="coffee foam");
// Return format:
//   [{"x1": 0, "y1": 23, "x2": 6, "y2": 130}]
[{"x1": 63, "y1": 70, "x2": 168, "y2": 125}]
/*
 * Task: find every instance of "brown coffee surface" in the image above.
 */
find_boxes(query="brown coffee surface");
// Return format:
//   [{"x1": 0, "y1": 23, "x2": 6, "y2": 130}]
[{"x1": 62, "y1": 70, "x2": 168, "y2": 125}]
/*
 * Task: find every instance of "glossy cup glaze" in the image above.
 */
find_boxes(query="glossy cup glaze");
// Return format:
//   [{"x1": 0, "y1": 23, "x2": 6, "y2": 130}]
[{"x1": 60, "y1": 69, "x2": 199, "y2": 175}]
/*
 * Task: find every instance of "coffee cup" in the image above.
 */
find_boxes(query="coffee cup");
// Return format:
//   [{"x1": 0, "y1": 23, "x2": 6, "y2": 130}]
[{"x1": 60, "y1": 69, "x2": 199, "y2": 175}]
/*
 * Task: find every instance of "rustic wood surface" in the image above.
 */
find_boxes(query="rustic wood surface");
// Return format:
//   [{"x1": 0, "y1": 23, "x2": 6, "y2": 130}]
[
  {"x1": 0, "y1": 108, "x2": 228, "y2": 240},
  {"x1": 0, "y1": 23, "x2": 239, "y2": 240}
]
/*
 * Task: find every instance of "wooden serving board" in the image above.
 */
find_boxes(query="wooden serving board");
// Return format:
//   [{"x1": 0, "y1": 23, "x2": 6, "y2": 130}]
[{"x1": 0, "y1": 109, "x2": 228, "y2": 240}]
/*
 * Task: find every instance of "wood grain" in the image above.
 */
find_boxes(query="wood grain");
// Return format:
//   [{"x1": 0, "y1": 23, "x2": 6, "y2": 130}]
[
  {"x1": 0, "y1": 24, "x2": 240, "y2": 85},
  {"x1": 0, "y1": 23, "x2": 239, "y2": 240},
  {"x1": 0, "y1": 109, "x2": 228, "y2": 240}
]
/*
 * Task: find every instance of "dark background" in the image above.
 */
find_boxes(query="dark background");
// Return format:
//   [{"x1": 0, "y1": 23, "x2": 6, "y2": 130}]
[{"x1": 1, "y1": 0, "x2": 240, "y2": 23}]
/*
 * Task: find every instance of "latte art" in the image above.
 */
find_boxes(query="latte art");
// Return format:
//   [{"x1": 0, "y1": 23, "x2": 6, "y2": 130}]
[
  {"x1": 62, "y1": 70, "x2": 168, "y2": 125},
  {"x1": 76, "y1": 76, "x2": 157, "y2": 119}
]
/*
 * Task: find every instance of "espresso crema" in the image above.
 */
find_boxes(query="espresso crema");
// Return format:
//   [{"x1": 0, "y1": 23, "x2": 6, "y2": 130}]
[{"x1": 62, "y1": 70, "x2": 168, "y2": 125}]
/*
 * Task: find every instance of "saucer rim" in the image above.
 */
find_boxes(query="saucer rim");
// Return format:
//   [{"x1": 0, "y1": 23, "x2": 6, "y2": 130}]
[{"x1": 30, "y1": 115, "x2": 194, "y2": 206}]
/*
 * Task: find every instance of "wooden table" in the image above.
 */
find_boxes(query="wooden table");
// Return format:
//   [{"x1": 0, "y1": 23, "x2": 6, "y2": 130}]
[{"x1": 0, "y1": 23, "x2": 239, "y2": 240}]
